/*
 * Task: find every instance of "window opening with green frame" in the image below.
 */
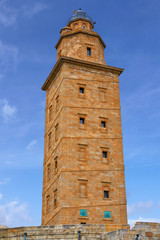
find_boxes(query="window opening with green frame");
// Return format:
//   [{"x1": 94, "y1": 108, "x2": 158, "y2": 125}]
[
  {"x1": 104, "y1": 211, "x2": 111, "y2": 218},
  {"x1": 80, "y1": 209, "x2": 87, "y2": 217}
]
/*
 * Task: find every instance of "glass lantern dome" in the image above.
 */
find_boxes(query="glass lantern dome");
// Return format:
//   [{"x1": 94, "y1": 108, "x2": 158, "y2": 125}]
[{"x1": 67, "y1": 9, "x2": 94, "y2": 26}]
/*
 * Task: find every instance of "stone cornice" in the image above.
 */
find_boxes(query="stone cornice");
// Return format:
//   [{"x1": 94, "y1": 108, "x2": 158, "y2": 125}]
[
  {"x1": 41, "y1": 56, "x2": 124, "y2": 91},
  {"x1": 55, "y1": 29, "x2": 106, "y2": 49}
]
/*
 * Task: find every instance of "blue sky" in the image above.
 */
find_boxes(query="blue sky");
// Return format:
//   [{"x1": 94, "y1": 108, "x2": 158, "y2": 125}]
[{"x1": 0, "y1": 0, "x2": 160, "y2": 227}]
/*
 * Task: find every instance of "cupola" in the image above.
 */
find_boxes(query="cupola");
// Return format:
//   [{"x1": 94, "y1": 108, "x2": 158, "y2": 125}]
[{"x1": 67, "y1": 9, "x2": 95, "y2": 30}]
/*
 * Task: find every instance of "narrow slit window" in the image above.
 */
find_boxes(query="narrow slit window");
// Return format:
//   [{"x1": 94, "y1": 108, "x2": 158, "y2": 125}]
[
  {"x1": 55, "y1": 124, "x2": 59, "y2": 141},
  {"x1": 55, "y1": 160, "x2": 57, "y2": 173},
  {"x1": 48, "y1": 132, "x2": 52, "y2": 149},
  {"x1": 101, "y1": 121, "x2": 106, "y2": 128},
  {"x1": 78, "y1": 84, "x2": 86, "y2": 99},
  {"x1": 104, "y1": 190, "x2": 109, "y2": 199},
  {"x1": 49, "y1": 105, "x2": 53, "y2": 121},
  {"x1": 79, "y1": 146, "x2": 86, "y2": 161},
  {"x1": 80, "y1": 117, "x2": 85, "y2": 124},
  {"x1": 47, "y1": 163, "x2": 51, "y2": 181},
  {"x1": 87, "y1": 47, "x2": 91, "y2": 56},
  {"x1": 80, "y1": 182, "x2": 87, "y2": 198},
  {"x1": 54, "y1": 190, "x2": 57, "y2": 207},
  {"x1": 54, "y1": 156, "x2": 58, "y2": 175},
  {"x1": 46, "y1": 195, "x2": 50, "y2": 213},
  {"x1": 56, "y1": 95, "x2": 59, "y2": 112},
  {"x1": 102, "y1": 151, "x2": 107, "y2": 158},
  {"x1": 79, "y1": 87, "x2": 84, "y2": 94},
  {"x1": 99, "y1": 90, "x2": 106, "y2": 102}
]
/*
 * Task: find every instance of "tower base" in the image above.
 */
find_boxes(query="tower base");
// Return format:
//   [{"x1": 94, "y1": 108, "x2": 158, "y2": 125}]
[{"x1": 1, "y1": 222, "x2": 160, "y2": 239}]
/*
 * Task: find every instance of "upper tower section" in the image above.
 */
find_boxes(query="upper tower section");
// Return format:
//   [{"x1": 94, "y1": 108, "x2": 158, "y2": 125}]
[{"x1": 55, "y1": 9, "x2": 106, "y2": 65}]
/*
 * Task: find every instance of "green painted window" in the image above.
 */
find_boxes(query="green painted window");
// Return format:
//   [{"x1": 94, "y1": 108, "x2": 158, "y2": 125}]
[
  {"x1": 80, "y1": 209, "x2": 87, "y2": 217},
  {"x1": 104, "y1": 211, "x2": 111, "y2": 218}
]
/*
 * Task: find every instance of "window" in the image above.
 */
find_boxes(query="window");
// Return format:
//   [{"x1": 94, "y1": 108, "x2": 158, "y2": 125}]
[
  {"x1": 99, "y1": 87, "x2": 107, "y2": 102},
  {"x1": 102, "y1": 151, "x2": 107, "y2": 158},
  {"x1": 78, "y1": 83, "x2": 86, "y2": 98},
  {"x1": 78, "y1": 144, "x2": 87, "y2": 161},
  {"x1": 104, "y1": 190, "x2": 109, "y2": 199},
  {"x1": 104, "y1": 211, "x2": 111, "y2": 218},
  {"x1": 55, "y1": 124, "x2": 59, "y2": 141},
  {"x1": 80, "y1": 209, "x2": 87, "y2": 217},
  {"x1": 101, "y1": 121, "x2": 106, "y2": 128},
  {"x1": 101, "y1": 147, "x2": 109, "y2": 164},
  {"x1": 79, "y1": 181, "x2": 87, "y2": 198},
  {"x1": 100, "y1": 117, "x2": 108, "y2": 132},
  {"x1": 81, "y1": 222, "x2": 86, "y2": 224},
  {"x1": 56, "y1": 95, "x2": 59, "y2": 112},
  {"x1": 49, "y1": 105, "x2": 53, "y2": 121},
  {"x1": 87, "y1": 47, "x2": 91, "y2": 56},
  {"x1": 46, "y1": 195, "x2": 50, "y2": 213},
  {"x1": 78, "y1": 114, "x2": 87, "y2": 129},
  {"x1": 102, "y1": 181, "x2": 111, "y2": 199},
  {"x1": 83, "y1": 25, "x2": 86, "y2": 29},
  {"x1": 79, "y1": 87, "x2": 84, "y2": 94},
  {"x1": 48, "y1": 132, "x2": 52, "y2": 149},
  {"x1": 99, "y1": 90, "x2": 105, "y2": 102},
  {"x1": 80, "y1": 117, "x2": 85, "y2": 124},
  {"x1": 54, "y1": 157, "x2": 58, "y2": 174},
  {"x1": 79, "y1": 147, "x2": 85, "y2": 160},
  {"x1": 47, "y1": 163, "x2": 51, "y2": 181},
  {"x1": 54, "y1": 189, "x2": 57, "y2": 208}
]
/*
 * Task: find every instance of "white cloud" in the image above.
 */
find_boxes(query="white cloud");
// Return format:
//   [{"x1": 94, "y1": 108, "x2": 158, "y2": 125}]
[
  {"x1": 0, "y1": 40, "x2": 18, "y2": 72},
  {"x1": 0, "y1": 194, "x2": 3, "y2": 200},
  {"x1": 122, "y1": 80, "x2": 160, "y2": 116},
  {"x1": 0, "y1": 200, "x2": 32, "y2": 227},
  {"x1": 0, "y1": 0, "x2": 17, "y2": 26},
  {"x1": 26, "y1": 140, "x2": 37, "y2": 151},
  {"x1": 128, "y1": 217, "x2": 160, "y2": 228},
  {"x1": 22, "y1": 3, "x2": 49, "y2": 18},
  {"x1": 0, "y1": 1, "x2": 49, "y2": 27},
  {"x1": 127, "y1": 200, "x2": 154, "y2": 215},
  {"x1": 0, "y1": 99, "x2": 17, "y2": 121},
  {"x1": 0, "y1": 178, "x2": 10, "y2": 185}
]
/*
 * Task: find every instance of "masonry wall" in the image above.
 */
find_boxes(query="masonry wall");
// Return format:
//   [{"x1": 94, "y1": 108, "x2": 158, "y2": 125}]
[
  {"x1": 42, "y1": 61, "x2": 128, "y2": 230},
  {"x1": 56, "y1": 18, "x2": 106, "y2": 65},
  {"x1": 105, "y1": 222, "x2": 160, "y2": 240},
  {"x1": 0, "y1": 222, "x2": 160, "y2": 240}
]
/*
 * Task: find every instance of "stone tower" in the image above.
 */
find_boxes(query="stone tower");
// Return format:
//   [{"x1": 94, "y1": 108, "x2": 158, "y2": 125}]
[{"x1": 41, "y1": 9, "x2": 128, "y2": 231}]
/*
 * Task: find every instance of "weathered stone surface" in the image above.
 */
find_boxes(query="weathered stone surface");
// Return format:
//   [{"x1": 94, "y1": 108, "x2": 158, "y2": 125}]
[
  {"x1": 0, "y1": 225, "x2": 8, "y2": 229},
  {"x1": 41, "y1": 12, "x2": 128, "y2": 231},
  {"x1": 0, "y1": 223, "x2": 160, "y2": 240}
]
